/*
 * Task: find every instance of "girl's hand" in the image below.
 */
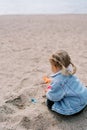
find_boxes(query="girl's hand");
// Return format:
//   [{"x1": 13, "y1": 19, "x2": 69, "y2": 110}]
[{"x1": 44, "y1": 86, "x2": 52, "y2": 93}]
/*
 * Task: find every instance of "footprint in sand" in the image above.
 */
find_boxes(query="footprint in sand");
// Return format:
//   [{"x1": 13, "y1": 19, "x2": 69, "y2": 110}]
[
  {"x1": 0, "y1": 105, "x2": 14, "y2": 115},
  {"x1": 20, "y1": 116, "x2": 31, "y2": 129},
  {"x1": 20, "y1": 114, "x2": 50, "y2": 130},
  {"x1": 5, "y1": 95, "x2": 26, "y2": 109},
  {"x1": 0, "y1": 105, "x2": 14, "y2": 122}
]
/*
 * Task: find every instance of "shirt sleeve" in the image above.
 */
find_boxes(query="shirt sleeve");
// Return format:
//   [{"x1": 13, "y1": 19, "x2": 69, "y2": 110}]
[{"x1": 46, "y1": 79, "x2": 65, "y2": 101}]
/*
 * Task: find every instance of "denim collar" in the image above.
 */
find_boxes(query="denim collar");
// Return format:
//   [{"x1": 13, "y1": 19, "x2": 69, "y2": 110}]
[{"x1": 50, "y1": 71, "x2": 62, "y2": 77}]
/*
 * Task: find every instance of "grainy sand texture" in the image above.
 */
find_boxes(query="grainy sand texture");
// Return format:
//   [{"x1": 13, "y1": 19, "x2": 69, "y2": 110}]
[{"x1": 0, "y1": 15, "x2": 87, "y2": 130}]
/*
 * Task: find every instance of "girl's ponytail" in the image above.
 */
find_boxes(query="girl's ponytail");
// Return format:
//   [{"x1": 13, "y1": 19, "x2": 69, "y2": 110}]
[
  {"x1": 61, "y1": 62, "x2": 76, "y2": 76},
  {"x1": 70, "y1": 62, "x2": 76, "y2": 75}
]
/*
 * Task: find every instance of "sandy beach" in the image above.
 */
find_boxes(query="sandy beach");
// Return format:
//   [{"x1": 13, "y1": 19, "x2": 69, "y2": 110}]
[{"x1": 0, "y1": 15, "x2": 87, "y2": 130}]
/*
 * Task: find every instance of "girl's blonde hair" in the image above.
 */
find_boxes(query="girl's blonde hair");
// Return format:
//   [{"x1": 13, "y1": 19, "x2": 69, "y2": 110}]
[{"x1": 49, "y1": 50, "x2": 76, "y2": 76}]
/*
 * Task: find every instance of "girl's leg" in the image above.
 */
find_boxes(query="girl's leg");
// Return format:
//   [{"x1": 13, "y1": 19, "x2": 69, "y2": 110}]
[{"x1": 47, "y1": 99, "x2": 54, "y2": 109}]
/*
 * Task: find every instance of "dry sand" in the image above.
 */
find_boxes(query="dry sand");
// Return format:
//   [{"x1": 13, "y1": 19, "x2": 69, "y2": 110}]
[{"x1": 0, "y1": 15, "x2": 87, "y2": 130}]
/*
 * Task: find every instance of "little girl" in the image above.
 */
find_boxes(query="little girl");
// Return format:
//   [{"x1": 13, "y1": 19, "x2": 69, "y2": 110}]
[{"x1": 45, "y1": 50, "x2": 87, "y2": 116}]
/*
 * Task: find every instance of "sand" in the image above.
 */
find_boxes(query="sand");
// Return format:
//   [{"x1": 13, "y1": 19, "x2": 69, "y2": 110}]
[{"x1": 0, "y1": 15, "x2": 87, "y2": 130}]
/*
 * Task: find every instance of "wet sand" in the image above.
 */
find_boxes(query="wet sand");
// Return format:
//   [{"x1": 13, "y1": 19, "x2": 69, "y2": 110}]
[{"x1": 0, "y1": 15, "x2": 87, "y2": 130}]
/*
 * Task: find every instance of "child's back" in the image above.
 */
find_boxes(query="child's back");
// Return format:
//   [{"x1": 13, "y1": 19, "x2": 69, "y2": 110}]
[{"x1": 46, "y1": 50, "x2": 87, "y2": 115}]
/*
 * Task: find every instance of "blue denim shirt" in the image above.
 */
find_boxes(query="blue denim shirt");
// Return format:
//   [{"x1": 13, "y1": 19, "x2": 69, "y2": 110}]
[{"x1": 46, "y1": 71, "x2": 87, "y2": 115}]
